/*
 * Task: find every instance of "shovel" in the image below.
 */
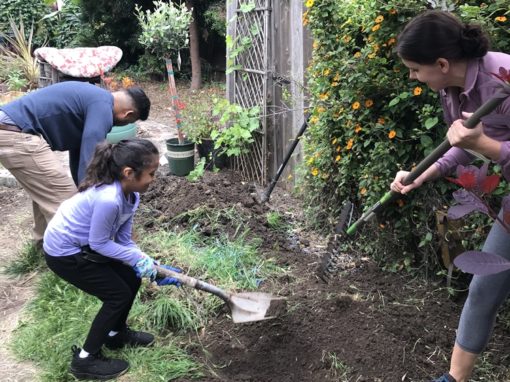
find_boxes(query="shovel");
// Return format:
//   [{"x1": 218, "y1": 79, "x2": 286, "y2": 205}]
[{"x1": 156, "y1": 266, "x2": 285, "y2": 323}]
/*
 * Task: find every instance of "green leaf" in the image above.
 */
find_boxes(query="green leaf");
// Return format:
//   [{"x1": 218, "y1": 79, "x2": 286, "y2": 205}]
[{"x1": 424, "y1": 117, "x2": 439, "y2": 129}]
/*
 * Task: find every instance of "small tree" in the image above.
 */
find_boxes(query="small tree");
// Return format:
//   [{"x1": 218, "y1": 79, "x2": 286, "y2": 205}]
[{"x1": 136, "y1": 0, "x2": 192, "y2": 143}]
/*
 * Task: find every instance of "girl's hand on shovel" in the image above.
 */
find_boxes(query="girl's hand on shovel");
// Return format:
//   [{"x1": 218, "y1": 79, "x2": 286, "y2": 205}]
[
  {"x1": 155, "y1": 265, "x2": 182, "y2": 287},
  {"x1": 390, "y1": 170, "x2": 423, "y2": 195}
]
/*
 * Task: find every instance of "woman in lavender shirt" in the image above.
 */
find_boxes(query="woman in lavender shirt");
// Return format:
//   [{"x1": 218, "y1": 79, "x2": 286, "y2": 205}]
[{"x1": 390, "y1": 10, "x2": 510, "y2": 382}]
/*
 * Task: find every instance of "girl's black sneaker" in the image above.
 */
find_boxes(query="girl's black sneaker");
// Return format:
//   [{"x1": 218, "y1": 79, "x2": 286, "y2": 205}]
[{"x1": 70, "y1": 345, "x2": 129, "y2": 380}]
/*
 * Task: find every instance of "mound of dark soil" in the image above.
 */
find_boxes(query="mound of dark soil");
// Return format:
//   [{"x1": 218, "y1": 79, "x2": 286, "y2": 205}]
[{"x1": 137, "y1": 169, "x2": 510, "y2": 382}]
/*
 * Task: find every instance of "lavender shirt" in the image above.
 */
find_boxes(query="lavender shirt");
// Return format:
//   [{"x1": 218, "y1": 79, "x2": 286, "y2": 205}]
[
  {"x1": 435, "y1": 52, "x2": 510, "y2": 180},
  {"x1": 43, "y1": 181, "x2": 144, "y2": 266}
]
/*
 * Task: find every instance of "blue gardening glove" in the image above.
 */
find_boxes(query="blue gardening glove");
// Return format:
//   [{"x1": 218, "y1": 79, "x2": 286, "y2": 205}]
[
  {"x1": 133, "y1": 254, "x2": 157, "y2": 281},
  {"x1": 156, "y1": 265, "x2": 182, "y2": 287}
]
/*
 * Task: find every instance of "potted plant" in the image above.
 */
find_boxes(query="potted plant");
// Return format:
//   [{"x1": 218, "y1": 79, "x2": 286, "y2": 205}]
[
  {"x1": 211, "y1": 98, "x2": 261, "y2": 158},
  {"x1": 135, "y1": 1, "x2": 194, "y2": 175}
]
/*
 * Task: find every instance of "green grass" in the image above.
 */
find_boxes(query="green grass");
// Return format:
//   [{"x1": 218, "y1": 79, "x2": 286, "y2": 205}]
[
  {"x1": 5, "y1": 241, "x2": 46, "y2": 275},
  {"x1": 11, "y1": 222, "x2": 283, "y2": 381},
  {"x1": 266, "y1": 211, "x2": 291, "y2": 233}
]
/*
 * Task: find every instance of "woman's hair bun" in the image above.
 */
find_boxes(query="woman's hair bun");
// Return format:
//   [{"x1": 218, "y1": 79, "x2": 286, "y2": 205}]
[{"x1": 460, "y1": 24, "x2": 490, "y2": 58}]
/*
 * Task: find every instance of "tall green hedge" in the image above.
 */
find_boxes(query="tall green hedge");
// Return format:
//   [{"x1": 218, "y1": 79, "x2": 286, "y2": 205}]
[{"x1": 300, "y1": 0, "x2": 510, "y2": 272}]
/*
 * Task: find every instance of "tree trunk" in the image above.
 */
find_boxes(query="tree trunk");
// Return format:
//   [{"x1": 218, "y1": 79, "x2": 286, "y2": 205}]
[{"x1": 186, "y1": 0, "x2": 202, "y2": 90}]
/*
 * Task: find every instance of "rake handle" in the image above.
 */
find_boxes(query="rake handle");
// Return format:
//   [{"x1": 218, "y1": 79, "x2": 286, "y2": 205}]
[
  {"x1": 155, "y1": 266, "x2": 231, "y2": 303},
  {"x1": 345, "y1": 89, "x2": 509, "y2": 235}
]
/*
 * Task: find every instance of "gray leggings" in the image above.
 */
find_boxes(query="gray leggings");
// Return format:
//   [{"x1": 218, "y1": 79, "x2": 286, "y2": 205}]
[{"x1": 456, "y1": 211, "x2": 510, "y2": 354}]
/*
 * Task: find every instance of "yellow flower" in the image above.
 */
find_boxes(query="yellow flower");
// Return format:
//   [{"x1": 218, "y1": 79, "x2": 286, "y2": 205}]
[
  {"x1": 365, "y1": 99, "x2": 374, "y2": 108},
  {"x1": 323, "y1": 68, "x2": 331, "y2": 76},
  {"x1": 367, "y1": 35, "x2": 374, "y2": 42},
  {"x1": 332, "y1": 138, "x2": 337, "y2": 145},
  {"x1": 354, "y1": 51, "x2": 362, "y2": 58},
  {"x1": 310, "y1": 115, "x2": 319, "y2": 124},
  {"x1": 388, "y1": 130, "x2": 396, "y2": 139},
  {"x1": 368, "y1": 53, "x2": 376, "y2": 59},
  {"x1": 317, "y1": 106, "x2": 326, "y2": 113},
  {"x1": 375, "y1": 15, "x2": 384, "y2": 23},
  {"x1": 413, "y1": 86, "x2": 423, "y2": 96},
  {"x1": 333, "y1": 73, "x2": 341, "y2": 81},
  {"x1": 343, "y1": 35, "x2": 352, "y2": 43},
  {"x1": 352, "y1": 101, "x2": 361, "y2": 110},
  {"x1": 307, "y1": 156, "x2": 315, "y2": 165},
  {"x1": 495, "y1": 16, "x2": 507, "y2": 22},
  {"x1": 319, "y1": 93, "x2": 329, "y2": 101},
  {"x1": 360, "y1": 187, "x2": 367, "y2": 195},
  {"x1": 387, "y1": 37, "x2": 396, "y2": 46},
  {"x1": 336, "y1": 146, "x2": 341, "y2": 152},
  {"x1": 371, "y1": 24, "x2": 381, "y2": 32},
  {"x1": 346, "y1": 139, "x2": 354, "y2": 150},
  {"x1": 311, "y1": 168, "x2": 319, "y2": 176},
  {"x1": 313, "y1": 41, "x2": 319, "y2": 50},
  {"x1": 377, "y1": 117, "x2": 385, "y2": 125},
  {"x1": 335, "y1": 155, "x2": 341, "y2": 162},
  {"x1": 305, "y1": 0, "x2": 314, "y2": 8},
  {"x1": 331, "y1": 81, "x2": 339, "y2": 87},
  {"x1": 287, "y1": 174, "x2": 293, "y2": 180},
  {"x1": 355, "y1": 124, "x2": 362, "y2": 133}
]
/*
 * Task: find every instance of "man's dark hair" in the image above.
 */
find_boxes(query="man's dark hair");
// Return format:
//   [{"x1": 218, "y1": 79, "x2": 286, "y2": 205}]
[{"x1": 126, "y1": 87, "x2": 151, "y2": 121}]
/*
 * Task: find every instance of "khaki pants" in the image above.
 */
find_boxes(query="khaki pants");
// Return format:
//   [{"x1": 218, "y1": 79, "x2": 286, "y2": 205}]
[{"x1": 0, "y1": 131, "x2": 77, "y2": 242}]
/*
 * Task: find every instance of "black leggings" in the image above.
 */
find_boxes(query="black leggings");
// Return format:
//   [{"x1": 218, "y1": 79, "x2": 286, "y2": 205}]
[{"x1": 45, "y1": 253, "x2": 141, "y2": 354}]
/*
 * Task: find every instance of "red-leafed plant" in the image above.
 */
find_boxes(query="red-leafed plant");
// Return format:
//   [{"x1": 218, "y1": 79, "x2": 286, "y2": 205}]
[{"x1": 447, "y1": 164, "x2": 510, "y2": 275}]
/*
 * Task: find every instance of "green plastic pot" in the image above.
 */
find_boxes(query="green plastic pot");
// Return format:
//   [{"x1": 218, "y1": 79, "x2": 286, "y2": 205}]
[
  {"x1": 106, "y1": 123, "x2": 138, "y2": 144},
  {"x1": 165, "y1": 138, "x2": 195, "y2": 176}
]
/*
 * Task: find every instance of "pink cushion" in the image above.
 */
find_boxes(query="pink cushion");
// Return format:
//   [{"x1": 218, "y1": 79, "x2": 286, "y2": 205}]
[{"x1": 34, "y1": 46, "x2": 123, "y2": 78}]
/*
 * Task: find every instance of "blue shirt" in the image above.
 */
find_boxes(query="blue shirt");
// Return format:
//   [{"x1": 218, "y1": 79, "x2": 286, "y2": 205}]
[
  {"x1": 43, "y1": 181, "x2": 144, "y2": 266},
  {"x1": 0, "y1": 81, "x2": 114, "y2": 184}
]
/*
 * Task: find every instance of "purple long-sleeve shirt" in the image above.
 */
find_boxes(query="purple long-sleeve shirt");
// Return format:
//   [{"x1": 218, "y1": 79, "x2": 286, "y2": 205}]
[
  {"x1": 435, "y1": 52, "x2": 510, "y2": 180},
  {"x1": 43, "y1": 181, "x2": 144, "y2": 266}
]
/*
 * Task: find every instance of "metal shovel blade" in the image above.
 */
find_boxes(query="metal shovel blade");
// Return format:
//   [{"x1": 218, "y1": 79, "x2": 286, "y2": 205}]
[{"x1": 229, "y1": 292, "x2": 284, "y2": 323}]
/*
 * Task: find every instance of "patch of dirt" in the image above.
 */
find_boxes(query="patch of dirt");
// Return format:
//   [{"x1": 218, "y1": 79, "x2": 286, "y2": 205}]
[
  {"x1": 139, "y1": 170, "x2": 510, "y2": 382},
  {"x1": 0, "y1": 186, "x2": 39, "y2": 381}
]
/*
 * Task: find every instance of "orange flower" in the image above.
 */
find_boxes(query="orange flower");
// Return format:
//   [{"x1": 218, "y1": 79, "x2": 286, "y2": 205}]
[
  {"x1": 335, "y1": 155, "x2": 341, "y2": 162},
  {"x1": 495, "y1": 16, "x2": 507, "y2": 22},
  {"x1": 371, "y1": 24, "x2": 381, "y2": 32},
  {"x1": 302, "y1": 11, "x2": 309, "y2": 26},
  {"x1": 352, "y1": 101, "x2": 361, "y2": 110},
  {"x1": 388, "y1": 130, "x2": 396, "y2": 139},
  {"x1": 387, "y1": 37, "x2": 396, "y2": 45},
  {"x1": 360, "y1": 187, "x2": 367, "y2": 195},
  {"x1": 355, "y1": 123, "x2": 362, "y2": 133},
  {"x1": 311, "y1": 168, "x2": 319, "y2": 176},
  {"x1": 365, "y1": 99, "x2": 374, "y2": 108},
  {"x1": 121, "y1": 76, "x2": 134, "y2": 88},
  {"x1": 346, "y1": 139, "x2": 354, "y2": 150},
  {"x1": 413, "y1": 86, "x2": 423, "y2": 96},
  {"x1": 377, "y1": 117, "x2": 385, "y2": 125},
  {"x1": 375, "y1": 15, "x2": 384, "y2": 23},
  {"x1": 389, "y1": 9, "x2": 397, "y2": 15}
]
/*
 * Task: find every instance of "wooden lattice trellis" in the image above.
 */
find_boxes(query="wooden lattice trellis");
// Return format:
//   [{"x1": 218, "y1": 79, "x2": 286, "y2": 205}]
[{"x1": 227, "y1": 0, "x2": 271, "y2": 185}]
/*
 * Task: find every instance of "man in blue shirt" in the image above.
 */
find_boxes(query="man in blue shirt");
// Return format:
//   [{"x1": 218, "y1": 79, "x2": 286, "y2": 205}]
[{"x1": 0, "y1": 81, "x2": 151, "y2": 246}]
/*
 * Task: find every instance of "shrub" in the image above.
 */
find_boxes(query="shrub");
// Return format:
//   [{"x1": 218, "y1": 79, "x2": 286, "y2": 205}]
[{"x1": 300, "y1": 0, "x2": 510, "y2": 273}]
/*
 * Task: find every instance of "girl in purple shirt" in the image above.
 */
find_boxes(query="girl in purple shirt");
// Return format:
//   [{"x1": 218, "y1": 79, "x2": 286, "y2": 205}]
[
  {"x1": 390, "y1": 10, "x2": 510, "y2": 382},
  {"x1": 44, "y1": 138, "x2": 179, "y2": 380}
]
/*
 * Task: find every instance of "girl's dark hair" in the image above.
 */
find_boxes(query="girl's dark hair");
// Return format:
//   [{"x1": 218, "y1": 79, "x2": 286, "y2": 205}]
[
  {"x1": 79, "y1": 138, "x2": 159, "y2": 191},
  {"x1": 396, "y1": 10, "x2": 490, "y2": 64}
]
